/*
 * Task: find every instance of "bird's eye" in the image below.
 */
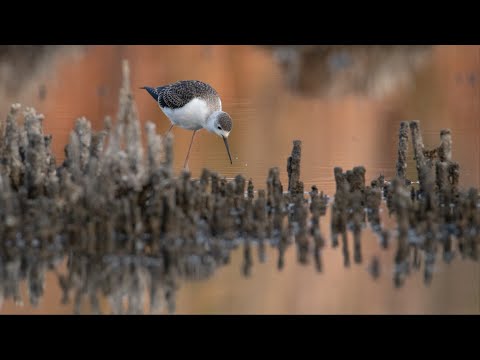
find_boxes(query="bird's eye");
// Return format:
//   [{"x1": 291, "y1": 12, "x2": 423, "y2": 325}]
[{"x1": 217, "y1": 126, "x2": 222, "y2": 130}]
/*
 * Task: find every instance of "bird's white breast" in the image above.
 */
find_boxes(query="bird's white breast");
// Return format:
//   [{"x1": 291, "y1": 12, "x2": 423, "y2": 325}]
[{"x1": 161, "y1": 98, "x2": 211, "y2": 130}]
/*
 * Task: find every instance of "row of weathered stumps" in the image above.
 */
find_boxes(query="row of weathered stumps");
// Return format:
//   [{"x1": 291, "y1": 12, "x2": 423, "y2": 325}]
[
  {"x1": 0, "y1": 61, "x2": 478, "y2": 314},
  {"x1": 331, "y1": 120, "x2": 476, "y2": 288}
]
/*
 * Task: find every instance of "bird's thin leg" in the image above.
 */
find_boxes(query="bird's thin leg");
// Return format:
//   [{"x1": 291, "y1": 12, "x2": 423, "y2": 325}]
[
  {"x1": 184, "y1": 130, "x2": 197, "y2": 170},
  {"x1": 165, "y1": 124, "x2": 174, "y2": 136}
]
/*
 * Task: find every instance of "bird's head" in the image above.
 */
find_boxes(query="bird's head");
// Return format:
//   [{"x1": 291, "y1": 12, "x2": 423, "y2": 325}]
[
  {"x1": 207, "y1": 111, "x2": 233, "y2": 164},
  {"x1": 209, "y1": 111, "x2": 232, "y2": 138}
]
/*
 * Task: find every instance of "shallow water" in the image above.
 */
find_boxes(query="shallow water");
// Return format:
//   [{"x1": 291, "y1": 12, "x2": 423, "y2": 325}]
[{"x1": 0, "y1": 45, "x2": 479, "y2": 314}]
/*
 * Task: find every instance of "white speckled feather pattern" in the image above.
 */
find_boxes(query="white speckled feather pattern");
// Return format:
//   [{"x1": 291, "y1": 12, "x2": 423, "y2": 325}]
[{"x1": 161, "y1": 98, "x2": 211, "y2": 130}]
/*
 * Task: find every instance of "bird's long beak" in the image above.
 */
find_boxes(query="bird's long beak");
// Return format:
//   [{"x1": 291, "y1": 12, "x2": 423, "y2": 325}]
[{"x1": 222, "y1": 136, "x2": 233, "y2": 165}]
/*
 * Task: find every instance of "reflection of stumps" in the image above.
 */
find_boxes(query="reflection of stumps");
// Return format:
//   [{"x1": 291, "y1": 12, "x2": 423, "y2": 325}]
[
  {"x1": 423, "y1": 213, "x2": 437, "y2": 286},
  {"x1": 331, "y1": 167, "x2": 351, "y2": 251},
  {"x1": 365, "y1": 186, "x2": 382, "y2": 233},
  {"x1": 350, "y1": 191, "x2": 363, "y2": 264},
  {"x1": 341, "y1": 232, "x2": 350, "y2": 268},
  {"x1": 277, "y1": 223, "x2": 289, "y2": 271},
  {"x1": 380, "y1": 230, "x2": 389, "y2": 249},
  {"x1": 310, "y1": 186, "x2": 326, "y2": 272},
  {"x1": 464, "y1": 189, "x2": 478, "y2": 260},
  {"x1": 396, "y1": 121, "x2": 409, "y2": 181},
  {"x1": 267, "y1": 167, "x2": 286, "y2": 237},
  {"x1": 242, "y1": 238, "x2": 252, "y2": 277},
  {"x1": 368, "y1": 256, "x2": 380, "y2": 280},
  {"x1": 331, "y1": 192, "x2": 347, "y2": 248},
  {"x1": 391, "y1": 177, "x2": 411, "y2": 288},
  {"x1": 253, "y1": 189, "x2": 267, "y2": 263},
  {"x1": 442, "y1": 233, "x2": 454, "y2": 264},
  {"x1": 292, "y1": 197, "x2": 309, "y2": 265},
  {"x1": 448, "y1": 162, "x2": 460, "y2": 195},
  {"x1": 423, "y1": 166, "x2": 437, "y2": 214}
]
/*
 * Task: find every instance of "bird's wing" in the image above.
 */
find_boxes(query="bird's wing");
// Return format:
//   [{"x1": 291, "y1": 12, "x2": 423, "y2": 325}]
[{"x1": 157, "y1": 81, "x2": 218, "y2": 109}]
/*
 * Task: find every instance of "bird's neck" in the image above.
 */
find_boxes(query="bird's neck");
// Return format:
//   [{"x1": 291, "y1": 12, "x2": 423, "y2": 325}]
[{"x1": 205, "y1": 111, "x2": 221, "y2": 133}]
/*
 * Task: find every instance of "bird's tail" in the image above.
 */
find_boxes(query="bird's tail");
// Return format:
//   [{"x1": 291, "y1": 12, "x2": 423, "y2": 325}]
[{"x1": 140, "y1": 86, "x2": 159, "y2": 102}]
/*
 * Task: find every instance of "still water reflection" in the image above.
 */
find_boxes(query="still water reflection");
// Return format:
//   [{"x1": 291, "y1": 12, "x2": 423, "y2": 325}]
[{"x1": 0, "y1": 45, "x2": 479, "y2": 314}]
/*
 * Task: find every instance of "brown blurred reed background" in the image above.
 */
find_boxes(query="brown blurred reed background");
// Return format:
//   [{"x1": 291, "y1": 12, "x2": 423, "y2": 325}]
[{"x1": 0, "y1": 45, "x2": 478, "y2": 314}]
